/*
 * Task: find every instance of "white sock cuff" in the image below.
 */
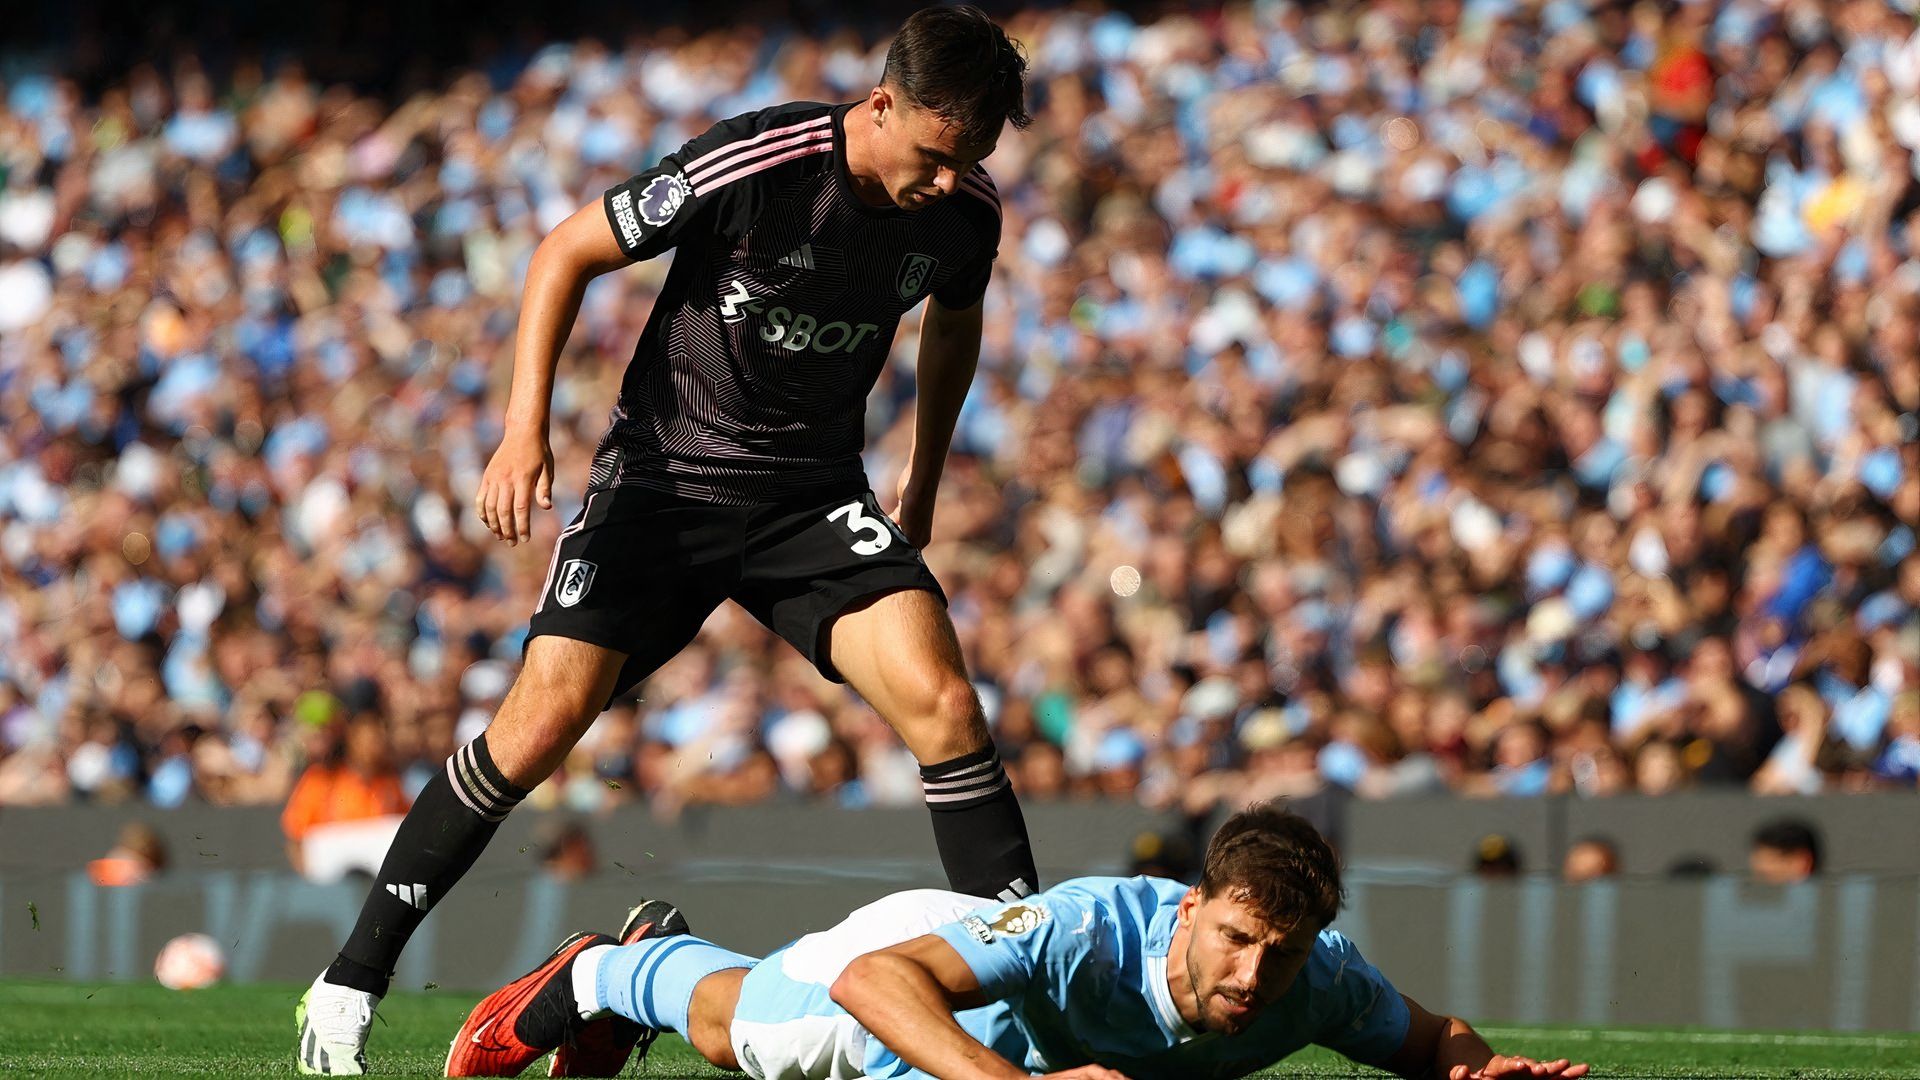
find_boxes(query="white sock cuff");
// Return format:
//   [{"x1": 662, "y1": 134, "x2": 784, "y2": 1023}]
[{"x1": 572, "y1": 944, "x2": 615, "y2": 1021}]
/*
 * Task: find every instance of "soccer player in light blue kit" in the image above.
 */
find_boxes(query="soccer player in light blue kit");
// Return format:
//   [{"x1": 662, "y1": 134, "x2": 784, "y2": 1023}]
[{"x1": 445, "y1": 807, "x2": 1590, "y2": 1079}]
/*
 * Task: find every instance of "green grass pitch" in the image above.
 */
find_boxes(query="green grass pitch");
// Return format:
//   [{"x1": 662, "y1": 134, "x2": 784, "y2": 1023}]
[{"x1": 2, "y1": 980, "x2": 1917, "y2": 1078}]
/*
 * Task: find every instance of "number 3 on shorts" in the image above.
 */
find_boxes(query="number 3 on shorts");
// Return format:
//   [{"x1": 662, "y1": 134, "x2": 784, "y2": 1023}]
[{"x1": 828, "y1": 500, "x2": 896, "y2": 556}]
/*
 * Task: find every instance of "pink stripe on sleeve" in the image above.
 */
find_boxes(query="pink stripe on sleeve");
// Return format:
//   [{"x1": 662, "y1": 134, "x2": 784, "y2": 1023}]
[{"x1": 683, "y1": 115, "x2": 832, "y2": 177}]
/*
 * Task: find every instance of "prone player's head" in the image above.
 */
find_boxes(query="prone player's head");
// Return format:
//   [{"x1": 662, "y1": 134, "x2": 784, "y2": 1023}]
[
  {"x1": 862, "y1": 5, "x2": 1030, "y2": 210},
  {"x1": 1173, "y1": 806, "x2": 1344, "y2": 1035}
]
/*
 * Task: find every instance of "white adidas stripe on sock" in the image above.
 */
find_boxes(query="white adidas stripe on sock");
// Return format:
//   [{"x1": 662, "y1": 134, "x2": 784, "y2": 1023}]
[{"x1": 384, "y1": 882, "x2": 429, "y2": 910}]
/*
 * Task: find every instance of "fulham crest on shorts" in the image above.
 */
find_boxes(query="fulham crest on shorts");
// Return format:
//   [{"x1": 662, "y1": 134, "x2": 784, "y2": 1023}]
[{"x1": 556, "y1": 559, "x2": 597, "y2": 608}]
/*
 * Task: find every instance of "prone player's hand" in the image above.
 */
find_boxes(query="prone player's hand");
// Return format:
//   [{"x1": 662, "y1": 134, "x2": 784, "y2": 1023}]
[
  {"x1": 476, "y1": 427, "x2": 554, "y2": 546},
  {"x1": 1450, "y1": 1056, "x2": 1589, "y2": 1079},
  {"x1": 1039, "y1": 1067, "x2": 1133, "y2": 1080}
]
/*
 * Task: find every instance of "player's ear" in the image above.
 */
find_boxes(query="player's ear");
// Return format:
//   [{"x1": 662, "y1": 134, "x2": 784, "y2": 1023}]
[
  {"x1": 1177, "y1": 886, "x2": 1202, "y2": 926},
  {"x1": 870, "y1": 85, "x2": 892, "y2": 126}
]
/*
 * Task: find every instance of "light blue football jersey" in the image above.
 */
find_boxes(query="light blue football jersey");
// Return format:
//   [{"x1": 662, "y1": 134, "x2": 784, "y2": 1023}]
[{"x1": 918, "y1": 875, "x2": 1410, "y2": 1080}]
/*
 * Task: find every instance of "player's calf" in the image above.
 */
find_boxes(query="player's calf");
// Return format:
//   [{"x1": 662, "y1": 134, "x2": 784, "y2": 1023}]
[
  {"x1": 828, "y1": 591, "x2": 1040, "y2": 900},
  {"x1": 316, "y1": 637, "x2": 622, "y2": 1019},
  {"x1": 322, "y1": 731, "x2": 532, "y2": 1002}
]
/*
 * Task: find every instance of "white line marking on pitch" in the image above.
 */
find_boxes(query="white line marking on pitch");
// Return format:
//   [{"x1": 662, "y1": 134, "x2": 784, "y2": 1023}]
[{"x1": 1476, "y1": 1027, "x2": 1919, "y2": 1050}]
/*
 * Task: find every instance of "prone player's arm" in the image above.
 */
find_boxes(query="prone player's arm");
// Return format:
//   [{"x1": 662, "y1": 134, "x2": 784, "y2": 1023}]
[
  {"x1": 893, "y1": 295, "x2": 984, "y2": 546},
  {"x1": 1381, "y1": 995, "x2": 1589, "y2": 1080},
  {"x1": 830, "y1": 934, "x2": 1019, "y2": 1080},
  {"x1": 477, "y1": 204, "x2": 631, "y2": 545},
  {"x1": 829, "y1": 935, "x2": 1128, "y2": 1080}
]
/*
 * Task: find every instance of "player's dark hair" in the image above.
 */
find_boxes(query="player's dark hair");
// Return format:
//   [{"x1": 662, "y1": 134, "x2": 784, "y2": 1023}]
[
  {"x1": 1198, "y1": 805, "x2": 1344, "y2": 934},
  {"x1": 882, "y1": 5, "x2": 1032, "y2": 147}
]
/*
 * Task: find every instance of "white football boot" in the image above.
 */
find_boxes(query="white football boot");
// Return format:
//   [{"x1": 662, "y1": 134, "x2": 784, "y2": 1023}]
[{"x1": 296, "y1": 972, "x2": 376, "y2": 1075}]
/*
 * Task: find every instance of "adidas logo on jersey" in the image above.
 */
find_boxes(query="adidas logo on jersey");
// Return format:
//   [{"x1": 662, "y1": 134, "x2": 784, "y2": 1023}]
[{"x1": 777, "y1": 243, "x2": 816, "y2": 270}]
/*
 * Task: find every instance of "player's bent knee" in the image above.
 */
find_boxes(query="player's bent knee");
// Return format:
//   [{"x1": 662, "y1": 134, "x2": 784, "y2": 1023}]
[
  {"x1": 688, "y1": 1018, "x2": 738, "y2": 1070},
  {"x1": 686, "y1": 968, "x2": 745, "y2": 1068},
  {"x1": 891, "y1": 677, "x2": 989, "y2": 762},
  {"x1": 509, "y1": 673, "x2": 603, "y2": 727},
  {"x1": 486, "y1": 639, "x2": 627, "y2": 784},
  {"x1": 933, "y1": 678, "x2": 988, "y2": 737}
]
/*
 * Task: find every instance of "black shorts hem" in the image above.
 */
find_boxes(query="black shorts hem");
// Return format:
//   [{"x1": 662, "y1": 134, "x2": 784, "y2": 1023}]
[
  {"x1": 519, "y1": 621, "x2": 648, "y2": 707},
  {"x1": 520, "y1": 620, "x2": 634, "y2": 657},
  {"x1": 799, "y1": 576, "x2": 948, "y2": 684}
]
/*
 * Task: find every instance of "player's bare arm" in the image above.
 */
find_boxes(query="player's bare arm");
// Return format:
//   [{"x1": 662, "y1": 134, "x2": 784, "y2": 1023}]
[
  {"x1": 476, "y1": 203, "x2": 631, "y2": 546},
  {"x1": 893, "y1": 294, "x2": 985, "y2": 547},
  {"x1": 1383, "y1": 993, "x2": 1590, "y2": 1080},
  {"x1": 828, "y1": 934, "x2": 1013, "y2": 1080},
  {"x1": 829, "y1": 933, "x2": 1130, "y2": 1080}
]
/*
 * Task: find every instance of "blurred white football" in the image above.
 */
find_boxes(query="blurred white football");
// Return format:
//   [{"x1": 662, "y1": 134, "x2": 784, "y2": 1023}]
[{"x1": 154, "y1": 932, "x2": 226, "y2": 990}]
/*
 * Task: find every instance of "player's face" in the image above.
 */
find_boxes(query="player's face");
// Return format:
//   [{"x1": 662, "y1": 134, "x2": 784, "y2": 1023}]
[
  {"x1": 1176, "y1": 887, "x2": 1321, "y2": 1036},
  {"x1": 871, "y1": 88, "x2": 995, "y2": 210}
]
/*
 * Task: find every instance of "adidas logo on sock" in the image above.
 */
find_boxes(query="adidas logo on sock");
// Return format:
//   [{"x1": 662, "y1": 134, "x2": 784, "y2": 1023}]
[
  {"x1": 778, "y1": 243, "x2": 816, "y2": 271},
  {"x1": 385, "y1": 882, "x2": 430, "y2": 910}
]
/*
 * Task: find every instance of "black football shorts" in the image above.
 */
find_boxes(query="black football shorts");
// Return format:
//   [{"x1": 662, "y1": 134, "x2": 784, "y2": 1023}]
[{"x1": 525, "y1": 484, "x2": 945, "y2": 699}]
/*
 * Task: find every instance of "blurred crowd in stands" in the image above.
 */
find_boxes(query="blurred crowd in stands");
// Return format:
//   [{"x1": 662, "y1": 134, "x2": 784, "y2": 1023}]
[
  {"x1": 1464, "y1": 815, "x2": 1822, "y2": 883},
  {"x1": 1, "y1": 0, "x2": 1916, "y2": 831}
]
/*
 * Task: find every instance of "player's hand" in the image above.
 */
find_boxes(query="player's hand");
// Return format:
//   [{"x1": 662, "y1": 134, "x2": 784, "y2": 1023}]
[
  {"x1": 476, "y1": 427, "x2": 554, "y2": 546},
  {"x1": 891, "y1": 474, "x2": 936, "y2": 548},
  {"x1": 1039, "y1": 1067, "x2": 1133, "y2": 1080},
  {"x1": 1450, "y1": 1055, "x2": 1590, "y2": 1079}
]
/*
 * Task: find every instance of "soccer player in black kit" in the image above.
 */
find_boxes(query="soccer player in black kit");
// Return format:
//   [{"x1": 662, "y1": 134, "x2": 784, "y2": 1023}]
[{"x1": 296, "y1": 9, "x2": 1039, "y2": 1075}]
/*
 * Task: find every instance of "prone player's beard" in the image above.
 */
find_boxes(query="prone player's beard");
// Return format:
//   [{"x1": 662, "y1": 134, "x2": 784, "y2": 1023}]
[
  {"x1": 1186, "y1": 956, "x2": 1211, "y2": 1032},
  {"x1": 1185, "y1": 943, "x2": 1257, "y2": 1034}
]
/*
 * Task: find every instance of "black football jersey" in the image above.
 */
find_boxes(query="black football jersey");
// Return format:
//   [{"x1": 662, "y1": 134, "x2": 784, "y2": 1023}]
[{"x1": 592, "y1": 101, "x2": 1002, "y2": 505}]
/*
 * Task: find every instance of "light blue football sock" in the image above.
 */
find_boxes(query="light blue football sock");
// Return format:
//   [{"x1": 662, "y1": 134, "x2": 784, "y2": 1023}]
[{"x1": 593, "y1": 934, "x2": 756, "y2": 1033}]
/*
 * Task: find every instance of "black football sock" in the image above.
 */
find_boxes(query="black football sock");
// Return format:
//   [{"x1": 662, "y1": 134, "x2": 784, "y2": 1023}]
[
  {"x1": 920, "y1": 746, "x2": 1040, "y2": 901},
  {"x1": 325, "y1": 733, "x2": 529, "y2": 997}
]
